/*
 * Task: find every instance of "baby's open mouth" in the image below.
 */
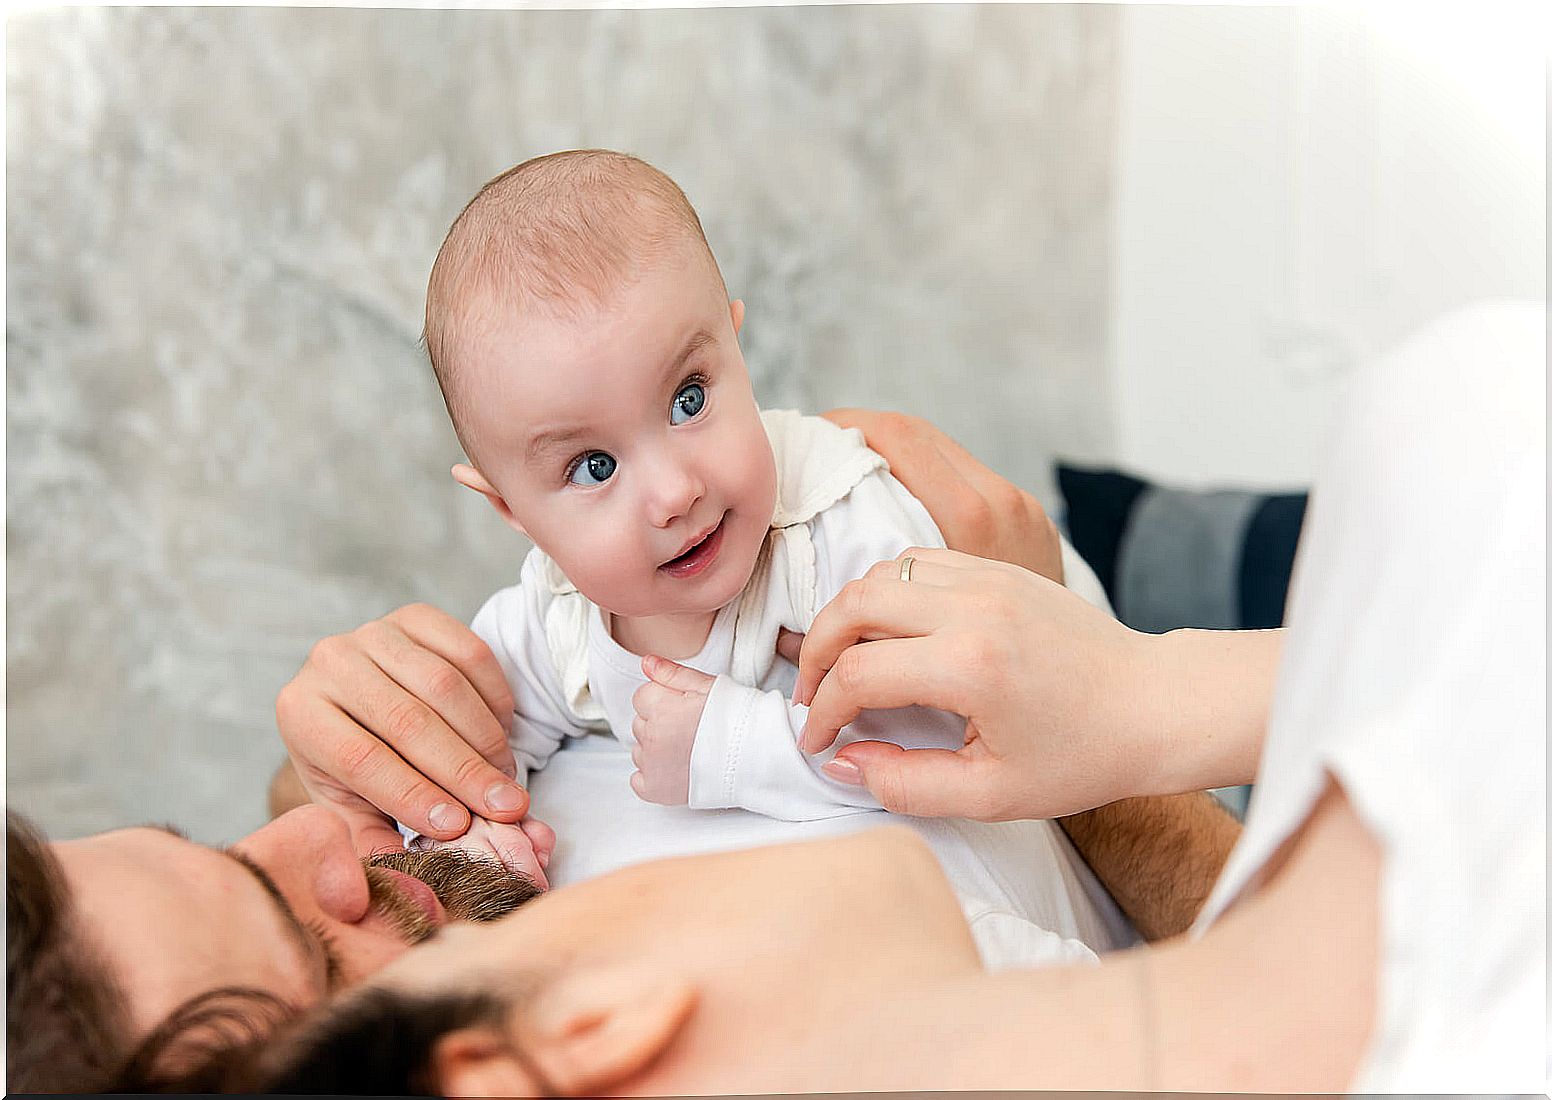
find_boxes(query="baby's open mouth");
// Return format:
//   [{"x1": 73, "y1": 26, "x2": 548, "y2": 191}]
[{"x1": 660, "y1": 514, "x2": 727, "y2": 577}]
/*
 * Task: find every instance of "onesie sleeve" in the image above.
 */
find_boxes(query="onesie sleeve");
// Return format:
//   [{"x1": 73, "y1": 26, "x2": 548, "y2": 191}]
[
  {"x1": 687, "y1": 676, "x2": 880, "y2": 819},
  {"x1": 470, "y1": 554, "x2": 595, "y2": 786},
  {"x1": 805, "y1": 470, "x2": 970, "y2": 755},
  {"x1": 686, "y1": 469, "x2": 965, "y2": 818}
]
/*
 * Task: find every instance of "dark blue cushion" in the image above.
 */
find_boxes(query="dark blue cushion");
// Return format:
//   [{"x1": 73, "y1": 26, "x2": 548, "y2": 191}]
[
  {"x1": 1056, "y1": 463, "x2": 1307, "y2": 632},
  {"x1": 1055, "y1": 464, "x2": 1307, "y2": 824}
]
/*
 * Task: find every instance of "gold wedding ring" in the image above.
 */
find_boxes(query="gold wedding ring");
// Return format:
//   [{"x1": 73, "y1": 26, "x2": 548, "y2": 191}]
[{"x1": 899, "y1": 556, "x2": 915, "y2": 583}]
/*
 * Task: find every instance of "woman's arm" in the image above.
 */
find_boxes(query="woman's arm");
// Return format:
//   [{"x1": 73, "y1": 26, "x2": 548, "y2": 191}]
[{"x1": 838, "y1": 777, "x2": 1378, "y2": 1091}]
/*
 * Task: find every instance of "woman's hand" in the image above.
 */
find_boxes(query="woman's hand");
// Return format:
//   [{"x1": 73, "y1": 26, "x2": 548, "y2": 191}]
[
  {"x1": 792, "y1": 547, "x2": 1165, "y2": 820},
  {"x1": 275, "y1": 603, "x2": 530, "y2": 855},
  {"x1": 821, "y1": 409, "x2": 1064, "y2": 583}
]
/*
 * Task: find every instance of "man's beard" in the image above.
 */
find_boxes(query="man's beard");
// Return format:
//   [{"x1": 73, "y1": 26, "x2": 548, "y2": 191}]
[{"x1": 362, "y1": 849, "x2": 543, "y2": 943}]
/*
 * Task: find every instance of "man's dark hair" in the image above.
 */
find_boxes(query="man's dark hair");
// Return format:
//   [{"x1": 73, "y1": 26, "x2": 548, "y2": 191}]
[{"x1": 6, "y1": 810, "x2": 133, "y2": 1092}]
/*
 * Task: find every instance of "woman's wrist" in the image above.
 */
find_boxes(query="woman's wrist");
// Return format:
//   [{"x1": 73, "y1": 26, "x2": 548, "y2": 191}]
[{"x1": 1129, "y1": 628, "x2": 1275, "y2": 796}]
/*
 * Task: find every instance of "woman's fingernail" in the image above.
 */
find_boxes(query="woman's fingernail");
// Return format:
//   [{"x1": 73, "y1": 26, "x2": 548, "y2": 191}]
[
  {"x1": 537, "y1": 847, "x2": 550, "y2": 869},
  {"x1": 823, "y1": 758, "x2": 863, "y2": 785},
  {"x1": 795, "y1": 723, "x2": 809, "y2": 752},
  {"x1": 487, "y1": 783, "x2": 526, "y2": 813},
  {"x1": 428, "y1": 802, "x2": 465, "y2": 833}
]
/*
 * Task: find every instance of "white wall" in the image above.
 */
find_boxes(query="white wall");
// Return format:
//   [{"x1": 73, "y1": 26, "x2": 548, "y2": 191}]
[{"x1": 1109, "y1": 5, "x2": 1545, "y2": 489}]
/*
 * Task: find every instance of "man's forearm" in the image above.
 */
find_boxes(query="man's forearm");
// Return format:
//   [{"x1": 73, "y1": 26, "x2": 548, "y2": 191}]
[{"x1": 1058, "y1": 791, "x2": 1241, "y2": 941}]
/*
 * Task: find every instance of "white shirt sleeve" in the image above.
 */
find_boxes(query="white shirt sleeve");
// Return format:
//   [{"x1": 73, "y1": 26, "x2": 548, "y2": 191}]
[
  {"x1": 470, "y1": 555, "x2": 596, "y2": 786},
  {"x1": 1192, "y1": 301, "x2": 1546, "y2": 1092}
]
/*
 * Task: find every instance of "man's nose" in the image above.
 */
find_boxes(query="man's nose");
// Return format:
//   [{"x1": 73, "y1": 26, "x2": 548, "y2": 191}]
[{"x1": 232, "y1": 805, "x2": 373, "y2": 925}]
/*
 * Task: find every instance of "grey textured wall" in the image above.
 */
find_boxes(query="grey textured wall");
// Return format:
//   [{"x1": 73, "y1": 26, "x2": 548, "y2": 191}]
[{"x1": 7, "y1": 5, "x2": 1119, "y2": 843}]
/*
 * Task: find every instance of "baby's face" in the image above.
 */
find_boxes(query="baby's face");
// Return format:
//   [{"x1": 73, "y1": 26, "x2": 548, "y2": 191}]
[{"x1": 459, "y1": 245, "x2": 776, "y2": 622}]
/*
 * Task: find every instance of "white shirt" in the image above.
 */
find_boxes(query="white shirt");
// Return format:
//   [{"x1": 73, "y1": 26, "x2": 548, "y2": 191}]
[
  {"x1": 476, "y1": 412, "x2": 1136, "y2": 967},
  {"x1": 1194, "y1": 301, "x2": 1547, "y2": 1091}
]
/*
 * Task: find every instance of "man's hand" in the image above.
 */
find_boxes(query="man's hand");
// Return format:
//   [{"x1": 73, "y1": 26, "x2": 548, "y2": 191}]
[
  {"x1": 275, "y1": 603, "x2": 529, "y2": 855},
  {"x1": 822, "y1": 408, "x2": 1064, "y2": 583},
  {"x1": 412, "y1": 814, "x2": 556, "y2": 890},
  {"x1": 629, "y1": 656, "x2": 714, "y2": 805}
]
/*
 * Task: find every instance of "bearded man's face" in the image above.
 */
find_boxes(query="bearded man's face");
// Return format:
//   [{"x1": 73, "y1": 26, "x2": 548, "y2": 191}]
[{"x1": 364, "y1": 848, "x2": 544, "y2": 942}]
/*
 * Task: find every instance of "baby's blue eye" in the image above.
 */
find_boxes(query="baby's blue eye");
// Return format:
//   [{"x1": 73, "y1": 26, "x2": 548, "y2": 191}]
[
  {"x1": 569, "y1": 451, "x2": 617, "y2": 486},
  {"x1": 670, "y1": 382, "x2": 706, "y2": 425}
]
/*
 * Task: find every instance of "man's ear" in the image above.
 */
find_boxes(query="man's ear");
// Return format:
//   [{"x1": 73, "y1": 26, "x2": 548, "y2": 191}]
[
  {"x1": 517, "y1": 961, "x2": 699, "y2": 1097},
  {"x1": 452, "y1": 463, "x2": 527, "y2": 538},
  {"x1": 729, "y1": 298, "x2": 745, "y2": 336}
]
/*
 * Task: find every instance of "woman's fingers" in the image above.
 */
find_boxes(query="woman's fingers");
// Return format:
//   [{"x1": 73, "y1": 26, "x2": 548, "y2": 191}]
[
  {"x1": 793, "y1": 572, "x2": 952, "y2": 706},
  {"x1": 824, "y1": 739, "x2": 1004, "y2": 820},
  {"x1": 798, "y1": 636, "x2": 965, "y2": 754},
  {"x1": 793, "y1": 549, "x2": 990, "y2": 705}
]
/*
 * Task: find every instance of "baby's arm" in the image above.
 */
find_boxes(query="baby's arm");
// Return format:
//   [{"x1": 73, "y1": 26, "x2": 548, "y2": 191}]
[
  {"x1": 629, "y1": 654, "x2": 877, "y2": 818},
  {"x1": 675, "y1": 469, "x2": 967, "y2": 820}
]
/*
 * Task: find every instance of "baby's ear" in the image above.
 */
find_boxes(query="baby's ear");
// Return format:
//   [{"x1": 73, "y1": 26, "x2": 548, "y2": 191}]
[
  {"x1": 729, "y1": 298, "x2": 745, "y2": 336},
  {"x1": 452, "y1": 463, "x2": 527, "y2": 538}
]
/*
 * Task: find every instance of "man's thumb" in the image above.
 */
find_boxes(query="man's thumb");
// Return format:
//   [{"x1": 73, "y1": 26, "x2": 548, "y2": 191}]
[
  {"x1": 351, "y1": 816, "x2": 410, "y2": 860},
  {"x1": 822, "y1": 741, "x2": 980, "y2": 818}
]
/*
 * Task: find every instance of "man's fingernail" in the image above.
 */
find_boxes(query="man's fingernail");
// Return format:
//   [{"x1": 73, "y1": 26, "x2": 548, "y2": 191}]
[
  {"x1": 428, "y1": 802, "x2": 465, "y2": 832},
  {"x1": 823, "y1": 758, "x2": 863, "y2": 785},
  {"x1": 487, "y1": 783, "x2": 526, "y2": 813}
]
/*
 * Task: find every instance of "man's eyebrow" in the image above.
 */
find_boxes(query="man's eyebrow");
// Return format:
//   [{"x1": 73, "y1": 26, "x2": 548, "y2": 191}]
[
  {"x1": 524, "y1": 327, "x2": 718, "y2": 464},
  {"x1": 218, "y1": 845, "x2": 342, "y2": 995}
]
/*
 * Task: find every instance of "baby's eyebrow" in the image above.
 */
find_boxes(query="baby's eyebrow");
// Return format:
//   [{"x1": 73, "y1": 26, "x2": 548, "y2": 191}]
[{"x1": 525, "y1": 425, "x2": 590, "y2": 463}]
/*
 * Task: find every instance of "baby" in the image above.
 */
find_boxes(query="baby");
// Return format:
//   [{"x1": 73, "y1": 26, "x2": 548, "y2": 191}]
[{"x1": 410, "y1": 150, "x2": 1077, "y2": 876}]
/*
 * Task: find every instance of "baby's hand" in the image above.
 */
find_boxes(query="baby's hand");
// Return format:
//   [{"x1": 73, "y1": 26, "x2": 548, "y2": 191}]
[
  {"x1": 629, "y1": 655, "x2": 714, "y2": 805},
  {"x1": 413, "y1": 814, "x2": 554, "y2": 890}
]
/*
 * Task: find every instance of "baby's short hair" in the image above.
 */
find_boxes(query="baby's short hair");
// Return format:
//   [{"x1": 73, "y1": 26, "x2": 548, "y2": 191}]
[{"x1": 424, "y1": 150, "x2": 721, "y2": 456}]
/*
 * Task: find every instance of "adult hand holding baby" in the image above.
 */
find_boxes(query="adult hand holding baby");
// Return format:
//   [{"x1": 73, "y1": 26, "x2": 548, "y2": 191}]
[
  {"x1": 275, "y1": 602, "x2": 540, "y2": 854},
  {"x1": 820, "y1": 408, "x2": 1066, "y2": 584}
]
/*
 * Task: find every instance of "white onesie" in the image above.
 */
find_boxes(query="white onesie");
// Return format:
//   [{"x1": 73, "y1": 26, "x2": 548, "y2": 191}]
[{"x1": 457, "y1": 410, "x2": 1129, "y2": 968}]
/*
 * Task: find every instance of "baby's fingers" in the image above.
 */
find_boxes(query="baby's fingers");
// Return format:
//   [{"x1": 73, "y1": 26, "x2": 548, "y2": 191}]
[{"x1": 519, "y1": 816, "x2": 556, "y2": 869}]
